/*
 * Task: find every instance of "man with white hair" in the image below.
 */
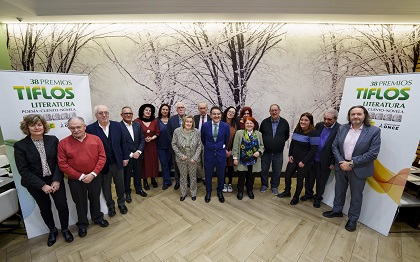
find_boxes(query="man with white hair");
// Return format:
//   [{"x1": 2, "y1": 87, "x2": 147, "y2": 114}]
[{"x1": 86, "y1": 105, "x2": 130, "y2": 218}]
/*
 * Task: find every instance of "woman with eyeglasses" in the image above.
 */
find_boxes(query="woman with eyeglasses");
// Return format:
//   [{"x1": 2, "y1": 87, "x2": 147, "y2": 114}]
[
  {"x1": 232, "y1": 116, "x2": 264, "y2": 200},
  {"x1": 221, "y1": 106, "x2": 239, "y2": 193},
  {"x1": 14, "y1": 114, "x2": 73, "y2": 246},
  {"x1": 135, "y1": 104, "x2": 160, "y2": 190},
  {"x1": 278, "y1": 112, "x2": 319, "y2": 205},
  {"x1": 238, "y1": 106, "x2": 259, "y2": 130}
]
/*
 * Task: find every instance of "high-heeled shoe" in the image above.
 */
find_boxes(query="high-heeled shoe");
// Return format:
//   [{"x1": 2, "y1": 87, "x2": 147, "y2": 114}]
[
  {"x1": 143, "y1": 179, "x2": 150, "y2": 190},
  {"x1": 151, "y1": 177, "x2": 158, "y2": 188}
]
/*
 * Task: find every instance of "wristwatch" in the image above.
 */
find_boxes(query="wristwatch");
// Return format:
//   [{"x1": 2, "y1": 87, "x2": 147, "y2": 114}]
[{"x1": 349, "y1": 161, "x2": 354, "y2": 168}]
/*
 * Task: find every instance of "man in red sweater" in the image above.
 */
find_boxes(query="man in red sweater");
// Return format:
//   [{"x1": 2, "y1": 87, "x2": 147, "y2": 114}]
[{"x1": 58, "y1": 116, "x2": 108, "y2": 238}]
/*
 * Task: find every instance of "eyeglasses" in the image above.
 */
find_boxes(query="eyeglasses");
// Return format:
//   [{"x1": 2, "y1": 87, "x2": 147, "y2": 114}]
[
  {"x1": 97, "y1": 111, "x2": 109, "y2": 115},
  {"x1": 228, "y1": 110, "x2": 236, "y2": 114},
  {"x1": 324, "y1": 118, "x2": 334, "y2": 121},
  {"x1": 122, "y1": 113, "x2": 133, "y2": 115}
]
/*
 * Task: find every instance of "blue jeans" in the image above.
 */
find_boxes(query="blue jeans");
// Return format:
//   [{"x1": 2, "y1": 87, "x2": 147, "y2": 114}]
[
  {"x1": 158, "y1": 148, "x2": 172, "y2": 186},
  {"x1": 261, "y1": 152, "x2": 283, "y2": 189}
]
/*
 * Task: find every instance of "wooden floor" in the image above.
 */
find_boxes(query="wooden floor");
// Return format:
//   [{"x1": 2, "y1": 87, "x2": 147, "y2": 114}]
[{"x1": 1, "y1": 177, "x2": 420, "y2": 262}]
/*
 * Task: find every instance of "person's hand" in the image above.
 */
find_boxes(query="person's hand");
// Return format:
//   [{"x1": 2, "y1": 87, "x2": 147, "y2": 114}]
[
  {"x1": 289, "y1": 156, "x2": 294, "y2": 163},
  {"x1": 51, "y1": 181, "x2": 60, "y2": 192},
  {"x1": 253, "y1": 151, "x2": 260, "y2": 157},
  {"x1": 145, "y1": 136, "x2": 152, "y2": 142},
  {"x1": 123, "y1": 160, "x2": 129, "y2": 167},
  {"x1": 329, "y1": 164, "x2": 334, "y2": 170},
  {"x1": 82, "y1": 173, "x2": 94, "y2": 183},
  {"x1": 133, "y1": 152, "x2": 140, "y2": 159},
  {"x1": 190, "y1": 159, "x2": 196, "y2": 164},
  {"x1": 298, "y1": 161, "x2": 305, "y2": 168},
  {"x1": 41, "y1": 184, "x2": 54, "y2": 194},
  {"x1": 234, "y1": 160, "x2": 239, "y2": 166},
  {"x1": 339, "y1": 161, "x2": 352, "y2": 171},
  {"x1": 181, "y1": 155, "x2": 187, "y2": 161}
]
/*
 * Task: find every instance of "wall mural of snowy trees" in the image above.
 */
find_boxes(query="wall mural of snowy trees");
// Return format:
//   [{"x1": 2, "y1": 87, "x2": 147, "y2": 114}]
[{"x1": 4, "y1": 23, "x2": 420, "y2": 127}]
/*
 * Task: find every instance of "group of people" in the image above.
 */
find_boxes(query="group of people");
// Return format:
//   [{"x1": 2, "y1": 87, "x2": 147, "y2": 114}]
[{"x1": 13, "y1": 102, "x2": 381, "y2": 247}]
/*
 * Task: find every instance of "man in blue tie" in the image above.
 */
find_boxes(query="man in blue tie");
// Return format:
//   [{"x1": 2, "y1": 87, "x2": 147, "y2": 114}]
[{"x1": 201, "y1": 106, "x2": 230, "y2": 203}]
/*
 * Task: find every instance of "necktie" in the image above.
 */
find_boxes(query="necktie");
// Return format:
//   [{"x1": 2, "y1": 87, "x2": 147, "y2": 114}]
[
  {"x1": 213, "y1": 124, "x2": 218, "y2": 141},
  {"x1": 202, "y1": 116, "x2": 205, "y2": 125}
]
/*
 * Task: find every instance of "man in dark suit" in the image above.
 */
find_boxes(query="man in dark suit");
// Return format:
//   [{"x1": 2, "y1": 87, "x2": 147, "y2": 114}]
[
  {"x1": 167, "y1": 101, "x2": 187, "y2": 190},
  {"x1": 193, "y1": 102, "x2": 211, "y2": 183},
  {"x1": 201, "y1": 106, "x2": 230, "y2": 203},
  {"x1": 302, "y1": 108, "x2": 340, "y2": 208},
  {"x1": 323, "y1": 105, "x2": 381, "y2": 232},
  {"x1": 86, "y1": 105, "x2": 130, "y2": 217},
  {"x1": 120, "y1": 106, "x2": 147, "y2": 203}
]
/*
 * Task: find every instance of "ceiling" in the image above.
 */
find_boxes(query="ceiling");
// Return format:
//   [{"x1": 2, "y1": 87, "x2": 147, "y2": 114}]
[{"x1": 1, "y1": 0, "x2": 420, "y2": 24}]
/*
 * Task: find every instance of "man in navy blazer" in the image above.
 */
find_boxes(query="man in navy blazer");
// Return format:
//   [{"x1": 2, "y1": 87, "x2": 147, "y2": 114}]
[
  {"x1": 86, "y1": 105, "x2": 130, "y2": 217},
  {"x1": 120, "y1": 106, "x2": 147, "y2": 203},
  {"x1": 305, "y1": 108, "x2": 340, "y2": 208},
  {"x1": 167, "y1": 101, "x2": 187, "y2": 189},
  {"x1": 201, "y1": 106, "x2": 230, "y2": 203},
  {"x1": 323, "y1": 105, "x2": 381, "y2": 232}
]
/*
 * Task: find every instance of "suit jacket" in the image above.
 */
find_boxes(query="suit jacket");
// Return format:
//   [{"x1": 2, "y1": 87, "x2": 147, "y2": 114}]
[
  {"x1": 232, "y1": 130, "x2": 265, "y2": 172},
  {"x1": 120, "y1": 120, "x2": 145, "y2": 154},
  {"x1": 171, "y1": 127, "x2": 202, "y2": 163},
  {"x1": 167, "y1": 114, "x2": 184, "y2": 150},
  {"x1": 86, "y1": 120, "x2": 129, "y2": 173},
  {"x1": 194, "y1": 114, "x2": 211, "y2": 129},
  {"x1": 201, "y1": 121, "x2": 230, "y2": 163},
  {"x1": 315, "y1": 121, "x2": 340, "y2": 169},
  {"x1": 332, "y1": 123, "x2": 381, "y2": 179},
  {"x1": 14, "y1": 135, "x2": 63, "y2": 190}
]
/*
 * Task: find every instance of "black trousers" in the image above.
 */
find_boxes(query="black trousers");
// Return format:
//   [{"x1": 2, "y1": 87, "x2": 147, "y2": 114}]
[
  {"x1": 25, "y1": 176, "x2": 69, "y2": 230},
  {"x1": 68, "y1": 177, "x2": 103, "y2": 229},
  {"x1": 284, "y1": 161, "x2": 313, "y2": 197},
  {"x1": 123, "y1": 155, "x2": 143, "y2": 194},
  {"x1": 101, "y1": 163, "x2": 125, "y2": 209},
  {"x1": 313, "y1": 161, "x2": 331, "y2": 201},
  {"x1": 237, "y1": 165, "x2": 256, "y2": 192}
]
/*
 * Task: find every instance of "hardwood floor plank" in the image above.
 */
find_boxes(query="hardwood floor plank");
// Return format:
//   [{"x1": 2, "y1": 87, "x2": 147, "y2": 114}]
[
  {"x1": 178, "y1": 220, "x2": 232, "y2": 261},
  {"x1": 278, "y1": 220, "x2": 318, "y2": 262},
  {"x1": 138, "y1": 252, "x2": 161, "y2": 262},
  {"x1": 57, "y1": 251, "x2": 83, "y2": 262},
  {"x1": 401, "y1": 231, "x2": 420, "y2": 262},
  {"x1": 128, "y1": 219, "x2": 191, "y2": 260},
  {"x1": 7, "y1": 250, "x2": 31, "y2": 262},
  {"x1": 253, "y1": 218, "x2": 299, "y2": 261},
  {"x1": 31, "y1": 250, "x2": 57, "y2": 262},
  {"x1": 204, "y1": 220, "x2": 254, "y2": 261},
  {"x1": 160, "y1": 198, "x2": 203, "y2": 225},
  {"x1": 153, "y1": 219, "x2": 212, "y2": 261},
  {"x1": 166, "y1": 252, "x2": 188, "y2": 262},
  {"x1": 325, "y1": 220, "x2": 357, "y2": 262},
  {"x1": 352, "y1": 224, "x2": 379, "y2": 262},
  {"x1": 244, "y1": 253, "x2": 266, "y2": 262},
  {"x1": 377, "y1": 232, "x2": 402, "y2": 262},
  {"x1": 303, "y1": 220, "x2": 339, "y2": 262},
  {"x1": 146, "y1": 197, "x2": 183, "y2": 225},
  {"x1": 229, "y1": 219, "x2": 277, "y2": 261},
  {"x1": 190, "y1": 253, "x2": 213, "y2": 262}
]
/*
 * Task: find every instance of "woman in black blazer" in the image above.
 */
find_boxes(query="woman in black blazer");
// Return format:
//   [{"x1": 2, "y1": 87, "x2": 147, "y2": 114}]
[{"x1": 14, "y1": 114, "x2": 73, "y2": 246}]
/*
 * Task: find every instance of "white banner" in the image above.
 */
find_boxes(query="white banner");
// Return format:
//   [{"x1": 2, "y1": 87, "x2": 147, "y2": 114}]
[
  {"x1": 0, "y1": 70, "x2": 106, "y2": 238},
  {"x1": 323, "y1": 73, "x2": 420, "y2": 236}
]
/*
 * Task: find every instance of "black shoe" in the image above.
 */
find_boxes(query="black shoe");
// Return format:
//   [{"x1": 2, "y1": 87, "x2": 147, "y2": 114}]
[
  {"x1": 248, "y1": 191, "x2": 255, "y2": 199},
  {"x1": 118, "y1": 205, "x2": 128, "y2": 214},
  {"x1": 313, "y1": 200, "x2": 321, "y2": 208},
  {"x1": 95, "y1": 219, "x2": 109, "y2": 227},
  {"x1": 47, "y1": 228, "x2": 58, "y2": 246},
  {"x1": 108, "y1": 207, "x2": 116, "y2": 217},
  {"x1": 345, "y1": 220, "x2": 357, "y2": 232},
  {"x1": 162, "y1": 184, "x2": 170, "y2": 190},
  {"x1": 180, "y1": 195, "x2": 186, "y2": 201},
  {"x1": 237, "y1": 191, "x2": 243, "y2": 200},
  {"x1": 205, "y1": 192, "x2": 211, "y2": 203},
  {"x1": 78, "y1": 228, "x2": 87, "y2": 238},
  {"x1": 151, "y1": 178, "x2": 158, "y2": 188},
  {"x1": 125, "y1": 194, "x2": 132, "y2": 203},
  {"x1": 290, "y1": 196, "x2": 299, "y2": 205},
  {"x1": 62, "y1": 229, "x2": 74, "y2": 243},
  {"x1": 277, "y1": 191, "x2": 291, "y2": 198},
  {"x1": 192, "y1": 196, "x2": 196, "y2": 201},
  {"x1": 300, "y1": 195, "x2": 313, "y2": 201},
  {"x1": 136, "y1": 189, "x2": 147, "y2": 197},
  {"x1": 217, "y1": 192, "x2": 225, "y2": 203},
  {"x1": 322, "y1": 210, "x2": 343, "y2": 218},
  {"x1": 174, "y1": 182, "x2": 180, "y2": 190},
  {"x1": 143, "y1": 179, "x2": 150, "y2": 190}
]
